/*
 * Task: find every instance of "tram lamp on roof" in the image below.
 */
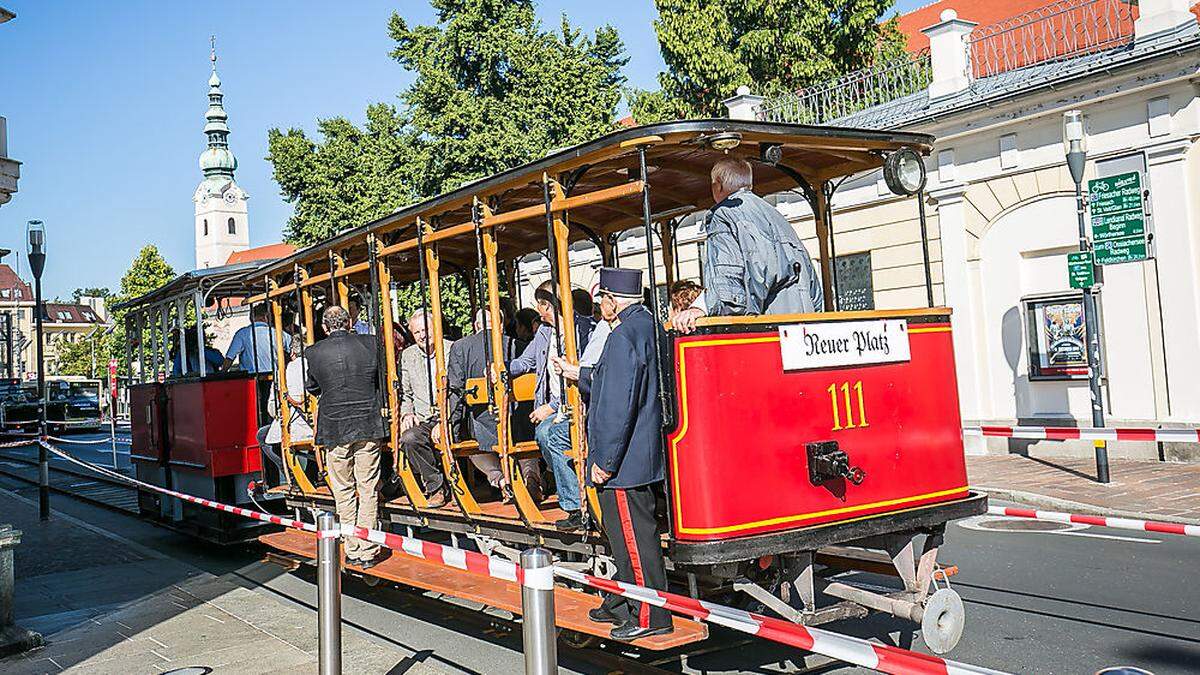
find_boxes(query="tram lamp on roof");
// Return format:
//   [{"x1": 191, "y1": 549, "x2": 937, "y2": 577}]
[
  {"x1": 883, "y1": 148, "x2": 927, "y2": 196},
  {"x1": 704, "y1": 131, "x2": 742, "y2": 152},
  {"x1": 759, "y1": 142, "x2": 784, "y2": 165}
]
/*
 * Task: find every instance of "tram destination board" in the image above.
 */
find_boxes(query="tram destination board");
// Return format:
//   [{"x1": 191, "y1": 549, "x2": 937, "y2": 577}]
[{"x1": 1088, "y1": 170, "x2": 1149, "y2": 265}]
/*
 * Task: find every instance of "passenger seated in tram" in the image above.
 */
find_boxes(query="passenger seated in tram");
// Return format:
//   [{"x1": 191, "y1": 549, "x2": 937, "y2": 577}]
[
  {"x1": 512, "y1": 307, "x2": 540, "y2": 351},
  {"x1": 674, "y1": 157, "x2": 823, "y2": 333},
  {"x1": 444, "y1": 309, "x2": 543, "y2": 503},
  {"x1": 551, "y1": 288, "x2": 612, "y2": 402},
  {"x1": 223, "y1": 304, "x2": 292, "y2": 373},
  {"x1": 398, "y1": 309, "x2": 453, "y2": 507},
  {"x1": 257, "y1": 335, "x2": 312, "y2": 487},
  {"x1": 347, "y1": 297, "x2": 372, "y2": 335},
  {"x1": 169, "y1": 330, "x2": 224, "y2": 378},
  {"x1": 510, "y1": 281, "x2": 595, "y2": 531}
]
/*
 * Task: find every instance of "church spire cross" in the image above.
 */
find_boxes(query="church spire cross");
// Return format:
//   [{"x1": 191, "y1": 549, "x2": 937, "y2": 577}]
[{"x1": 210, "y1": 35, "x2": 217, "y2": 70}]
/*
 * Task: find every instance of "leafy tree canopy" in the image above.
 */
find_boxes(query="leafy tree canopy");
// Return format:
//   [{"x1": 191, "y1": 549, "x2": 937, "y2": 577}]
[
  {"x1": 267, "y1": 0, "x2": 628, "y2": 246},
  {"x1": 631, "y1": 0, "x2": 905, "y2": 122},
  {"x1": 54, "y1": 246, "x2": 175, "y2": 378}
]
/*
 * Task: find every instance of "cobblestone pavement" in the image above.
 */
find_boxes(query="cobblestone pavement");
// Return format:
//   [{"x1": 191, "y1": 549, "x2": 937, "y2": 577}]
[{"x1": 968, "y1": 454, "x2": 1200, "y2": 523}]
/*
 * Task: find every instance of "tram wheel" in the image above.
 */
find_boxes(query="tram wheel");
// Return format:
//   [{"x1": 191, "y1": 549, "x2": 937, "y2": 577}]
[{"x1": 921, "y1": 588, "x2": 965, "y2": 654}]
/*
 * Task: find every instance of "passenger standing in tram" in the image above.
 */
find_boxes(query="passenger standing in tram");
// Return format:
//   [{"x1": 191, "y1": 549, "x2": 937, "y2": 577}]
[
  {"x1": 510, "y1": 280, "x2": 594, "y2": 531},
  {"x1": 257, "y1": 336, "x2": 312, "y2": 486},
  {"x1": 445, "y1": 309, "x2": 543, "y2": 503},
  {"x1": 304, "y1": 306, "x2": 389, "y2": 569},
  {"x1": 585, "y1": 267, "x2": 674, "y2": 640},
  {"x1": 348, "y1": 297, "x2": 372, "y2": 335},
  {"x1": 398, "y1": 309, "x2": 453, "y2": 507},
  {"x1": 225, "y1": 304, "x2": 292, "y2": 420},
  {"x1": 673, "y1": 157, "x2": 823, "y2": 333}
]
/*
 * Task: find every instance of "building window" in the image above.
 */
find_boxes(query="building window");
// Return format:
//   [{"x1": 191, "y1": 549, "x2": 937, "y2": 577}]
[
  {"x1": 227, "y1": 217, "x2": 236, "y2": 234},
  {"x1": 1024, "y1": 294, "x2": 1093, "y2": 380},
  {"x1": 834, "y1": 252, "x2": 875, "y2": 311},
  {"x1": 0, "y1": 290, "x2": 9, "y2": 299},
  {"x1": 203, "y1": 219, "x2": 208, "y2": 236}
]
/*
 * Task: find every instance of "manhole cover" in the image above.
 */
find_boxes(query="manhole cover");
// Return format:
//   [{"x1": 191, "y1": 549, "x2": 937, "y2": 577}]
[{"x1": 974, "y1": 519, "x2": 1073, "y2": 532}]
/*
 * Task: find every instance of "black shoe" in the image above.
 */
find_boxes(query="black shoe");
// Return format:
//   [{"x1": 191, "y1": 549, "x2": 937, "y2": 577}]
[
  {"x1": 610, "y1": 622, "x2": 674, "y2": 641},
  {"x1": 358, "y1": 549, "x2": 391, "y2": 570},
  {"x1": 588, "y1": 606, "x2": 623, "y2": 625},
  {"x1": 555, "y1": 511, "x2": 584, "y2": 531}
]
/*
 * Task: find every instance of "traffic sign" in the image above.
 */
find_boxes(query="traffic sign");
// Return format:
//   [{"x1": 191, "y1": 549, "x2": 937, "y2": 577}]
[
  {"x1": 1068, "y1": 251, "x2": 1094, "y2": 289},
  {"x1": 1088, "y1": 171, "x2": 1148, "y2": 265}
]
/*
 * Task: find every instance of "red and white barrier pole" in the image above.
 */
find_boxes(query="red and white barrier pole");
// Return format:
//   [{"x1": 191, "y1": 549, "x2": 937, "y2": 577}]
[{"x1": 987, "y1": 505, "x2": 1199, "y2": 537}]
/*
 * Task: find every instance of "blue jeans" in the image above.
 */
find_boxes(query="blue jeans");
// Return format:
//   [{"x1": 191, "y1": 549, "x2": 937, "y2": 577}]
[{"x1": 535, "y1": 415, "x2": 578, "y2": 512}]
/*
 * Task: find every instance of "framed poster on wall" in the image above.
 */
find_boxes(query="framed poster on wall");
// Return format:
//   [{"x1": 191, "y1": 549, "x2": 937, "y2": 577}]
[{"x1": 1024, "y1": 295, "x2": 1092, "y2": 380}]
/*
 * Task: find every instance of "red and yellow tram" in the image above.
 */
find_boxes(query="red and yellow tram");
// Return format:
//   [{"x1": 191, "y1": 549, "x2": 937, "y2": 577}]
[
  {"x1": 116, "y1": 261, "x2": 279, "y2": 542},
  {"x1": 126, "y1": 120, "x2": 985, "y2": 654}
]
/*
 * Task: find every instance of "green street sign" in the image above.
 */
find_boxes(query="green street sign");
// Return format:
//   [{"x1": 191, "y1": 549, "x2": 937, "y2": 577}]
[
  {"x1": 1088, "y1": 170, "x2": 1149, "y2": 265},
  {"x1": 1068, "y1": 251, "x2": 1094, "y2": 289}
]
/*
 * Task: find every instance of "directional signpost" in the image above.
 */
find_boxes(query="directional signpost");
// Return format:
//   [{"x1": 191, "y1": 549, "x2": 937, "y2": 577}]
[
  {"x1": 1088, "y1": 171, "x2": 1148, "y2": 265},
  {"x1": 1068, "y1": 251, "x2": 1094, "y2": 289}
]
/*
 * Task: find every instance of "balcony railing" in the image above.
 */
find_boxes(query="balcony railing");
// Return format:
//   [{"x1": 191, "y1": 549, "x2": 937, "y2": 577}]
[
  {"x1": 755, "y1": 49, "x2": 931, "y2": 126},
  {"x1": 968, "y1": 0, "x2": 1135, "y2": 79}
]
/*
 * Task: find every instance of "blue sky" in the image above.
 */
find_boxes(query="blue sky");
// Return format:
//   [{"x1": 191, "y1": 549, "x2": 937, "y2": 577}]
[{"x1": 0, "y1": 0, "x2": 921, "y2": 299}]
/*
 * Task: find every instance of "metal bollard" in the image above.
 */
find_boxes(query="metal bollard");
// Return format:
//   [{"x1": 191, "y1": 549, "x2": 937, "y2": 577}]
[
  {"x1": 316, "y1": 511, "x2": 342, "y2": 675},
  {"x1": 520, "y1": 547, "x2": 557, "y2": 675}
]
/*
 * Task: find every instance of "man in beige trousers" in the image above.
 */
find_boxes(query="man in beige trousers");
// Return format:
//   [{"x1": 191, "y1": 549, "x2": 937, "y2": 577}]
[{"x1": 304, "y1": 306, "x2": 390, "y2": 568}]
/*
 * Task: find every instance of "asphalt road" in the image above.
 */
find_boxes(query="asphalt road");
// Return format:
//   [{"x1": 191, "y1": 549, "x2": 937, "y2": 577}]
[{"x1": 3, "y1": 438, "x2": 1196, "y2": 674}]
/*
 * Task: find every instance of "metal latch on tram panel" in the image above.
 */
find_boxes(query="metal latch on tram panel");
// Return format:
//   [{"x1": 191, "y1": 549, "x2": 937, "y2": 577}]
[{"x1": 806, "y1": 441, "x2": 865, "y2": 486}]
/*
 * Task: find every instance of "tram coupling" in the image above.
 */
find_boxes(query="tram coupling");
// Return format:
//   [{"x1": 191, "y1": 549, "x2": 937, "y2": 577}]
[{"x1": 806, "y1": 441, "x2": 866, "y2": 486}]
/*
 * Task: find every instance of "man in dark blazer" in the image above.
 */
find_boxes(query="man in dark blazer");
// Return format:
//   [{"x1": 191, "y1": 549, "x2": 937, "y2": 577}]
[
  {"x1": 445, "y1": 309, "x2": 542, "y2": 502},
  {"x1": 304, "y1": 305, "x2": 389, "y2": 569},
  {"x1": 585, "y1": 267, "x2": 673, "y2": 641}
]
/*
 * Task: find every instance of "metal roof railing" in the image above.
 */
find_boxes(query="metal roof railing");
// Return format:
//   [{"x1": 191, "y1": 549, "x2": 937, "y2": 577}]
[
  {"x1": 755, "y1": 49, "x2": 931, "y2": 126},
  {"x1": 968, "y1": 0, "x2": 1136, "y2": 79}
]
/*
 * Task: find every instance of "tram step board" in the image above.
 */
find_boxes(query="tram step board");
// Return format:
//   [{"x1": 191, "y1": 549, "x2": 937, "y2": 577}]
[{"x1": 261, "y1": 530, "x2": 707, "y2": 650}]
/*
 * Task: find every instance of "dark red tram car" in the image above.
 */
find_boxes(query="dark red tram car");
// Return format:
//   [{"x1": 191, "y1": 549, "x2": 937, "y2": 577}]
[{"x1": 118, "y1": 262, "x2": 276, "y2": 542}]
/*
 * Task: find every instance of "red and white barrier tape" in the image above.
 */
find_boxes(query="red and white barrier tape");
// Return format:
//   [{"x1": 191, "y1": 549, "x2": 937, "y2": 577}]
[
  {"x1": 552, "y1": 567, "x2": 1005, "y2": 675},
  {"x1": 37, "y1": 439, "x2": 1007, "y2": 675},
  {"x1": 987, "y1": 505, "x2": 1199, "y2": 537},
  {"x1": 38, "y1": 440, "x2": 316, "y2": 533},
  {"x1": 965, "y1": 425, "x2": 1200, "y2": 443}
]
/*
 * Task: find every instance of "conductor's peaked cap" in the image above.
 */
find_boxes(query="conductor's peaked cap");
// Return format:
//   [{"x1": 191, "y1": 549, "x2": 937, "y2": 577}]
[{"x1": 598, "y1": 267, "x2": 643, "y2": 299}]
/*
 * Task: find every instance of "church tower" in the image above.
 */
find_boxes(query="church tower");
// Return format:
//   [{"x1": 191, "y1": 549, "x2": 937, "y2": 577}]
[{"x1": 193, "y1": 37, "x2": 249, "y2": 269}]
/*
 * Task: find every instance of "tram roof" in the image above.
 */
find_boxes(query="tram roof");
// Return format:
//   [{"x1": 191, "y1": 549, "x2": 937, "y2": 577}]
[
  {"x1": 113, "y1": 259, "x2": 278, "y2": 311},
  {"x1": 249, "y1": 119, "x2": 933, "y2": 288}
]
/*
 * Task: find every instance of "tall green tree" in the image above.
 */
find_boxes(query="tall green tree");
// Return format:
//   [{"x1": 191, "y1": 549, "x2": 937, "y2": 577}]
[
  {"x1": 267, "y1": 0, "x2": 628, "y2": 245},
  {"x1": 631, "y1": 0, "x2": 905, "y2": 122},
  {"x1": 54, "y1": 246, "x2": 175, "y2": 377}
]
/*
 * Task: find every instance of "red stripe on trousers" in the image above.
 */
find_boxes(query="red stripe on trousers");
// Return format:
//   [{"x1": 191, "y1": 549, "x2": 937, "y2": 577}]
[{"x1": 615, "y1": 489, "x2": 649, "y2": 628}]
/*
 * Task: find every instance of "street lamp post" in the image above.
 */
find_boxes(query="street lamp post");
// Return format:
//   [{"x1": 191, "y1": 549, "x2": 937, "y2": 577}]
[
  {"x1": 27, "y1": 220, "x2": 49, "y2": 519},
  {"x1": 1063, "y1": 111, "x2": 1110, "y2": 484}
]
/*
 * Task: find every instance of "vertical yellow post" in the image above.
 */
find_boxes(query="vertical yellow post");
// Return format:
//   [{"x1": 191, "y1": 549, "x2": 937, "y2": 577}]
[
  {"x1": 480, "y1": 202, "x2": 545, "y2": 523},
  {"x1": 332, "y1": 251, "x2": 348, "y2": 308},
  {"x1": 375, "y1": 245, "x2": 428, "y2": 510},
  {"x1": 423, "y1": 221, "x2": 480, "y2": 514},
  {"x1": 546, "y1": 175, "x2": 600, "y2": 522}
]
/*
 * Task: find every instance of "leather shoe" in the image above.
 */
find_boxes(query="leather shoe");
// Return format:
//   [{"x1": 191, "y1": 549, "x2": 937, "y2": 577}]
[
  {"x1": 610, "y1": 622, "x2": 673, "y2": 641},
  {"x1": 425, "y1": 491, "x2": 449, "y2": 508},
  {"x1": 554, "y1": 511, "x2": 584, "y2": 531},
  {"x1": 588, "y1": 606, "x2": 623, "y2": 625}
]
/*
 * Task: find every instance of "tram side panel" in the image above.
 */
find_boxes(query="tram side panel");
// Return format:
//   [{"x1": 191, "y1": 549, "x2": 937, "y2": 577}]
[
  {"x1": 666, "y1": 313, "x2": 969, "y2": 549},
  {"x1": 130, "y1": 382, "x2": 169, "y2": 518},
  {"x1": 167, "y1": 376, "x2": 262, "y2": 506}
]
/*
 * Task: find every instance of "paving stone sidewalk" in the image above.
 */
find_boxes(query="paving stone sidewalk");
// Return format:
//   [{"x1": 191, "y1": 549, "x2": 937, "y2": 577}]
[
  {"x1": 0, "y1": 488, "x2": 447, "y2": 674},
  {"x1": 967, "y1": 454, "x2": 1200, "y2": 524}
]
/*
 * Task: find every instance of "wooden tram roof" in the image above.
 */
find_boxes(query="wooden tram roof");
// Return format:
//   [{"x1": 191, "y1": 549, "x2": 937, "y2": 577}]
[{"x1": 247, "y1": 119, "x2": 934, "y2": 296}]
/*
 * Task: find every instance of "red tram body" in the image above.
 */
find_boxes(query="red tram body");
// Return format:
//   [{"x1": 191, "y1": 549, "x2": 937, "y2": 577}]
[{"x1": 668, "y1": 310, "x2": 967, "y2": 544}]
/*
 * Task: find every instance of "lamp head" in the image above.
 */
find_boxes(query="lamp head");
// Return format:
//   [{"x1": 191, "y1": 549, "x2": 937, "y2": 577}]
[
  {"x1": 1062, "y1": 110, "x2": 1087, "y2": 154},
  {"x1": 26, "y1": 220, "x2": 46, "y2": 280},
  {"x1": 883, "y1": 148, "x2": 928, "y2": 196}
]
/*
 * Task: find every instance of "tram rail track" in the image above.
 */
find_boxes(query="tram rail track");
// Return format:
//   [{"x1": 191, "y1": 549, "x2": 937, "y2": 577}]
[{"x1": 0, "y1": 443, "x2": 138, "y2": 514}]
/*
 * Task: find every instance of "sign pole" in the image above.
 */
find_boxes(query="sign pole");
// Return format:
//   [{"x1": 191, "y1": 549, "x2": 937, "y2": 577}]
[{"x1": 1068, "y1": 151, "x2": 1110, "y2": 484}]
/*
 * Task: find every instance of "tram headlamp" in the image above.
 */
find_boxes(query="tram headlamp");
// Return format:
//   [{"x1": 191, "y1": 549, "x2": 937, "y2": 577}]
[
  {"x1": 759, "y1": 143, "x2": 784, "y2": 165},
  {"x1": 704, "y1": 132, "x2": 742, "y2": 152},
  {"x1": 883, "y1": 148, "x2": 927, "y2": 196}
]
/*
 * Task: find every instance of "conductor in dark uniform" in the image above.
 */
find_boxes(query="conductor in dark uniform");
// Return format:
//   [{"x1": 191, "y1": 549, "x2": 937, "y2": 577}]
[{"x1": 585, "y1": 267, "x2": 674, "y2": 640}]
